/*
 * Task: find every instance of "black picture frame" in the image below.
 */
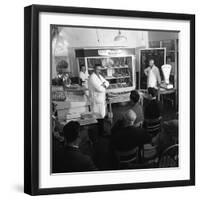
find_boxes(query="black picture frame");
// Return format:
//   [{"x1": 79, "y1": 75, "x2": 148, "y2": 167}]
[{"x1": 24, "y1": 4, "x2": 195, "y2": 195}]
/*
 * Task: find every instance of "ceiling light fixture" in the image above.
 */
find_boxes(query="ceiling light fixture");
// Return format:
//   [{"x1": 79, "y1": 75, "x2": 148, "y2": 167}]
[
  {"x1": 114, "y1": 30, "x2": 127, "y2": 42},
  {"x1": 96, "y1": 29, "x2": 100, "y2": 43}
]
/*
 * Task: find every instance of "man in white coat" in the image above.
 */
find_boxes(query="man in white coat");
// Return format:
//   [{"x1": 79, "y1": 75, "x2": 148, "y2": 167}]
[
  {"x1": 79, "y1": 65, "x2": 89, "y2": 96},
  {"x1": 89, "y1": 65, "x2": 109, "y2": 118},
  {"x1": 144, "y1": 59, "x2": 161, "y2": 89},
  {"x1": 88, "y1": 65, "x2": 109, "y2": 135}
]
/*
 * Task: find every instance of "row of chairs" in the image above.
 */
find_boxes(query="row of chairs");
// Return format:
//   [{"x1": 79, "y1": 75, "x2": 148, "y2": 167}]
[
  {"x1": 115, "y1": 117, "x2": 178, "y2": 169},
  {"x1": 115, "y1": 144, "x2": 179, "y2": 169}
]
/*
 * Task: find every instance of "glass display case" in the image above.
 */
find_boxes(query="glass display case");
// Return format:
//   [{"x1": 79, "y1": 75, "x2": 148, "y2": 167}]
[{"x1": 75, "y1": 48, "x2": 136, "y2": 93}]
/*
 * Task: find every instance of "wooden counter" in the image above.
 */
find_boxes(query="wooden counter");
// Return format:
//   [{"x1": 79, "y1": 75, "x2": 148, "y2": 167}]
[{"x1": 53, "y1": 85, "x2": 90, "y2": 121}]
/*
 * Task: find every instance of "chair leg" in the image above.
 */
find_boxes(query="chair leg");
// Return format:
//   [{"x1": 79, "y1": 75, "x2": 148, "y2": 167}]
[{"x1": 139, "y1": 146, "x2": 144, "y2": 163}]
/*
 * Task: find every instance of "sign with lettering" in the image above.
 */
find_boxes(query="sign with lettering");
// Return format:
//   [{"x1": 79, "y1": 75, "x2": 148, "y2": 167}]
[{"x1": 98, "y1": 49, "x2": 123, "y2": 56}]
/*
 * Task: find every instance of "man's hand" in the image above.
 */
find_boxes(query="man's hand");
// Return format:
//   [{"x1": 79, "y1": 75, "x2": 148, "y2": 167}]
[{"x1": 101, "y1": 82, "x2": 107, "y2": 88}]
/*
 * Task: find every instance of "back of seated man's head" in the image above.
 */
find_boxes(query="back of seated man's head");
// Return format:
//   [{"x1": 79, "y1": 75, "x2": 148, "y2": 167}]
[
  {"x1": 63, "y1": 121, "x2": 80, "y2": 144},
  {"x1": 124, "y1": 110, "x2": 137, "y2": 127},
  {"x1": 148, "y1": 87, "x2": 157, "y2": 98},
  {"x1": 130, "y1": 90, "x2": 140, "y2": 104}
]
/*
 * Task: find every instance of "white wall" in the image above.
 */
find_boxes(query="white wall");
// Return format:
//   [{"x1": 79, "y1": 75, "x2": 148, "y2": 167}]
[
  {"x1": 52, "y1": 28, "x2": 179, "y2": 78},
  {"x1": 0, "y1": 0, "x2": 199, "y2": 200},
  {"x1": 149, "y1": 31, "x2": 178, "y2": 41},
  {"x1": 52, "y1": 27, "x2": 148, "y2": 77},
  {"x1": 61, "y1": 27, "x2": 148, "y2": 48}
]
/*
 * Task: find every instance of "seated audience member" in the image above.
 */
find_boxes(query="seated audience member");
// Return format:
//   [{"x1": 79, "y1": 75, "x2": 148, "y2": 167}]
[
  {"x1": 129, "y1": 90, "x2": 144, "y2": 126},
  {"x1": 53, "y1": 121, "x2": 97, "y2": 173},
  {"x1": 111, "y1": 118, "x2": 126, "y2": 135},
  {"x1": 154, "y1": 119, "x2": 178, "y2": 154},
  {"x1": 111, "y1": 110, "x2": 151, "y2": 152},
  {"x1": 144, "y1": 87, "x2": 161, "y2": 120}
]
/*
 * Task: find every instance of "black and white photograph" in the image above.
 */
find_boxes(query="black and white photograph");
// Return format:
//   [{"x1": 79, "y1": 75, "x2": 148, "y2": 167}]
[
  {"x1": 0, "y1": 0, "x2": 199, "y2": 198},
  {"x1": 24, "y1": 5, "x2": 195, "y2": 195},
  {"x1": 51, "y1": 26, "x2": 179, "y2": 173}
]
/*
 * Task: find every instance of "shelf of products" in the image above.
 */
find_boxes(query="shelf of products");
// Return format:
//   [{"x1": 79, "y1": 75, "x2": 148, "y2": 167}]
[{"x1": 75, "y1": 48, "x2": 136, "y2": 93}]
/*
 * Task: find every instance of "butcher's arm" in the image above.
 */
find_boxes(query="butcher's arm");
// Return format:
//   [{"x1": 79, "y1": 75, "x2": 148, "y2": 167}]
[
  {"x1": 90, "y1": 76, "x2": 105, "y2": 92},
  {"x1": 144, "y1": 67, "x2": 149, "y2": 76},
  {"x1": 79, "y1": 72, "x2": 84, "y2": 81},
  {"x1": 101, "y1": 76, "x2": 109, "y2": 88}
]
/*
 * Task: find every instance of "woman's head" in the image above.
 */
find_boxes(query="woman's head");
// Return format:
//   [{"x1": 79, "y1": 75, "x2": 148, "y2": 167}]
[
  {"x1": 63, "y1": 121, "x2": 80, "y2": 144},
  {"x1": 130, "y1": 90, "x2": 140, "y2": 104}
]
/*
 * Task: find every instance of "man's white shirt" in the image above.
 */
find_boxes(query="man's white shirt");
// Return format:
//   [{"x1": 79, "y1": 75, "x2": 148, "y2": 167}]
[
  {"x1": 79, "y1": 71, "x2": 89, "y2": 82},
  {"x1": 144, "y1": 65, "x2": 161, "y2": 89}
]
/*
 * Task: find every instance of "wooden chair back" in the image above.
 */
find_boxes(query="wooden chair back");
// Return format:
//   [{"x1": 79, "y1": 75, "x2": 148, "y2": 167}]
[
  {"x1": 115, "y1": 147, "x2": 139, "y2": 168},
  {"x1": 144, "y1": 116, "x2": 162, "y2": 137},
  {"x1": 158, "y1": 144, "x2": 179, "y2": 168}
]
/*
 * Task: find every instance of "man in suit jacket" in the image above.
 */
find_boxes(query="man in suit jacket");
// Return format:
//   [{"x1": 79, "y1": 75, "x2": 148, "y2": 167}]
[
  {"x1": 53, "y1": 121, "x2": 97, "y2": 173},
  {"x1": 111, "y1": 110, "x2": 151, "y2": 152}
]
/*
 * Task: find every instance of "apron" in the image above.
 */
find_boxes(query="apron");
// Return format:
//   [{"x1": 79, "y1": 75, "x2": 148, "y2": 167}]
[{"x1": 89, "y1": 73, "x2": 108, "y2": 118}]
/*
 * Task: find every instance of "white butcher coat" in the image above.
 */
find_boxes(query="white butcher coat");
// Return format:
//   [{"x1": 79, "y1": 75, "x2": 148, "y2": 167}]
[{"x1": 88, "y1": 73, "x2": 109, "y2": 118}]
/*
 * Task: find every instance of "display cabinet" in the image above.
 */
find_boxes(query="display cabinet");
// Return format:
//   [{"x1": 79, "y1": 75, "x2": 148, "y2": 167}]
[{"x1": 75, "y1": 48, "x2": 136, "y2": 93}]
